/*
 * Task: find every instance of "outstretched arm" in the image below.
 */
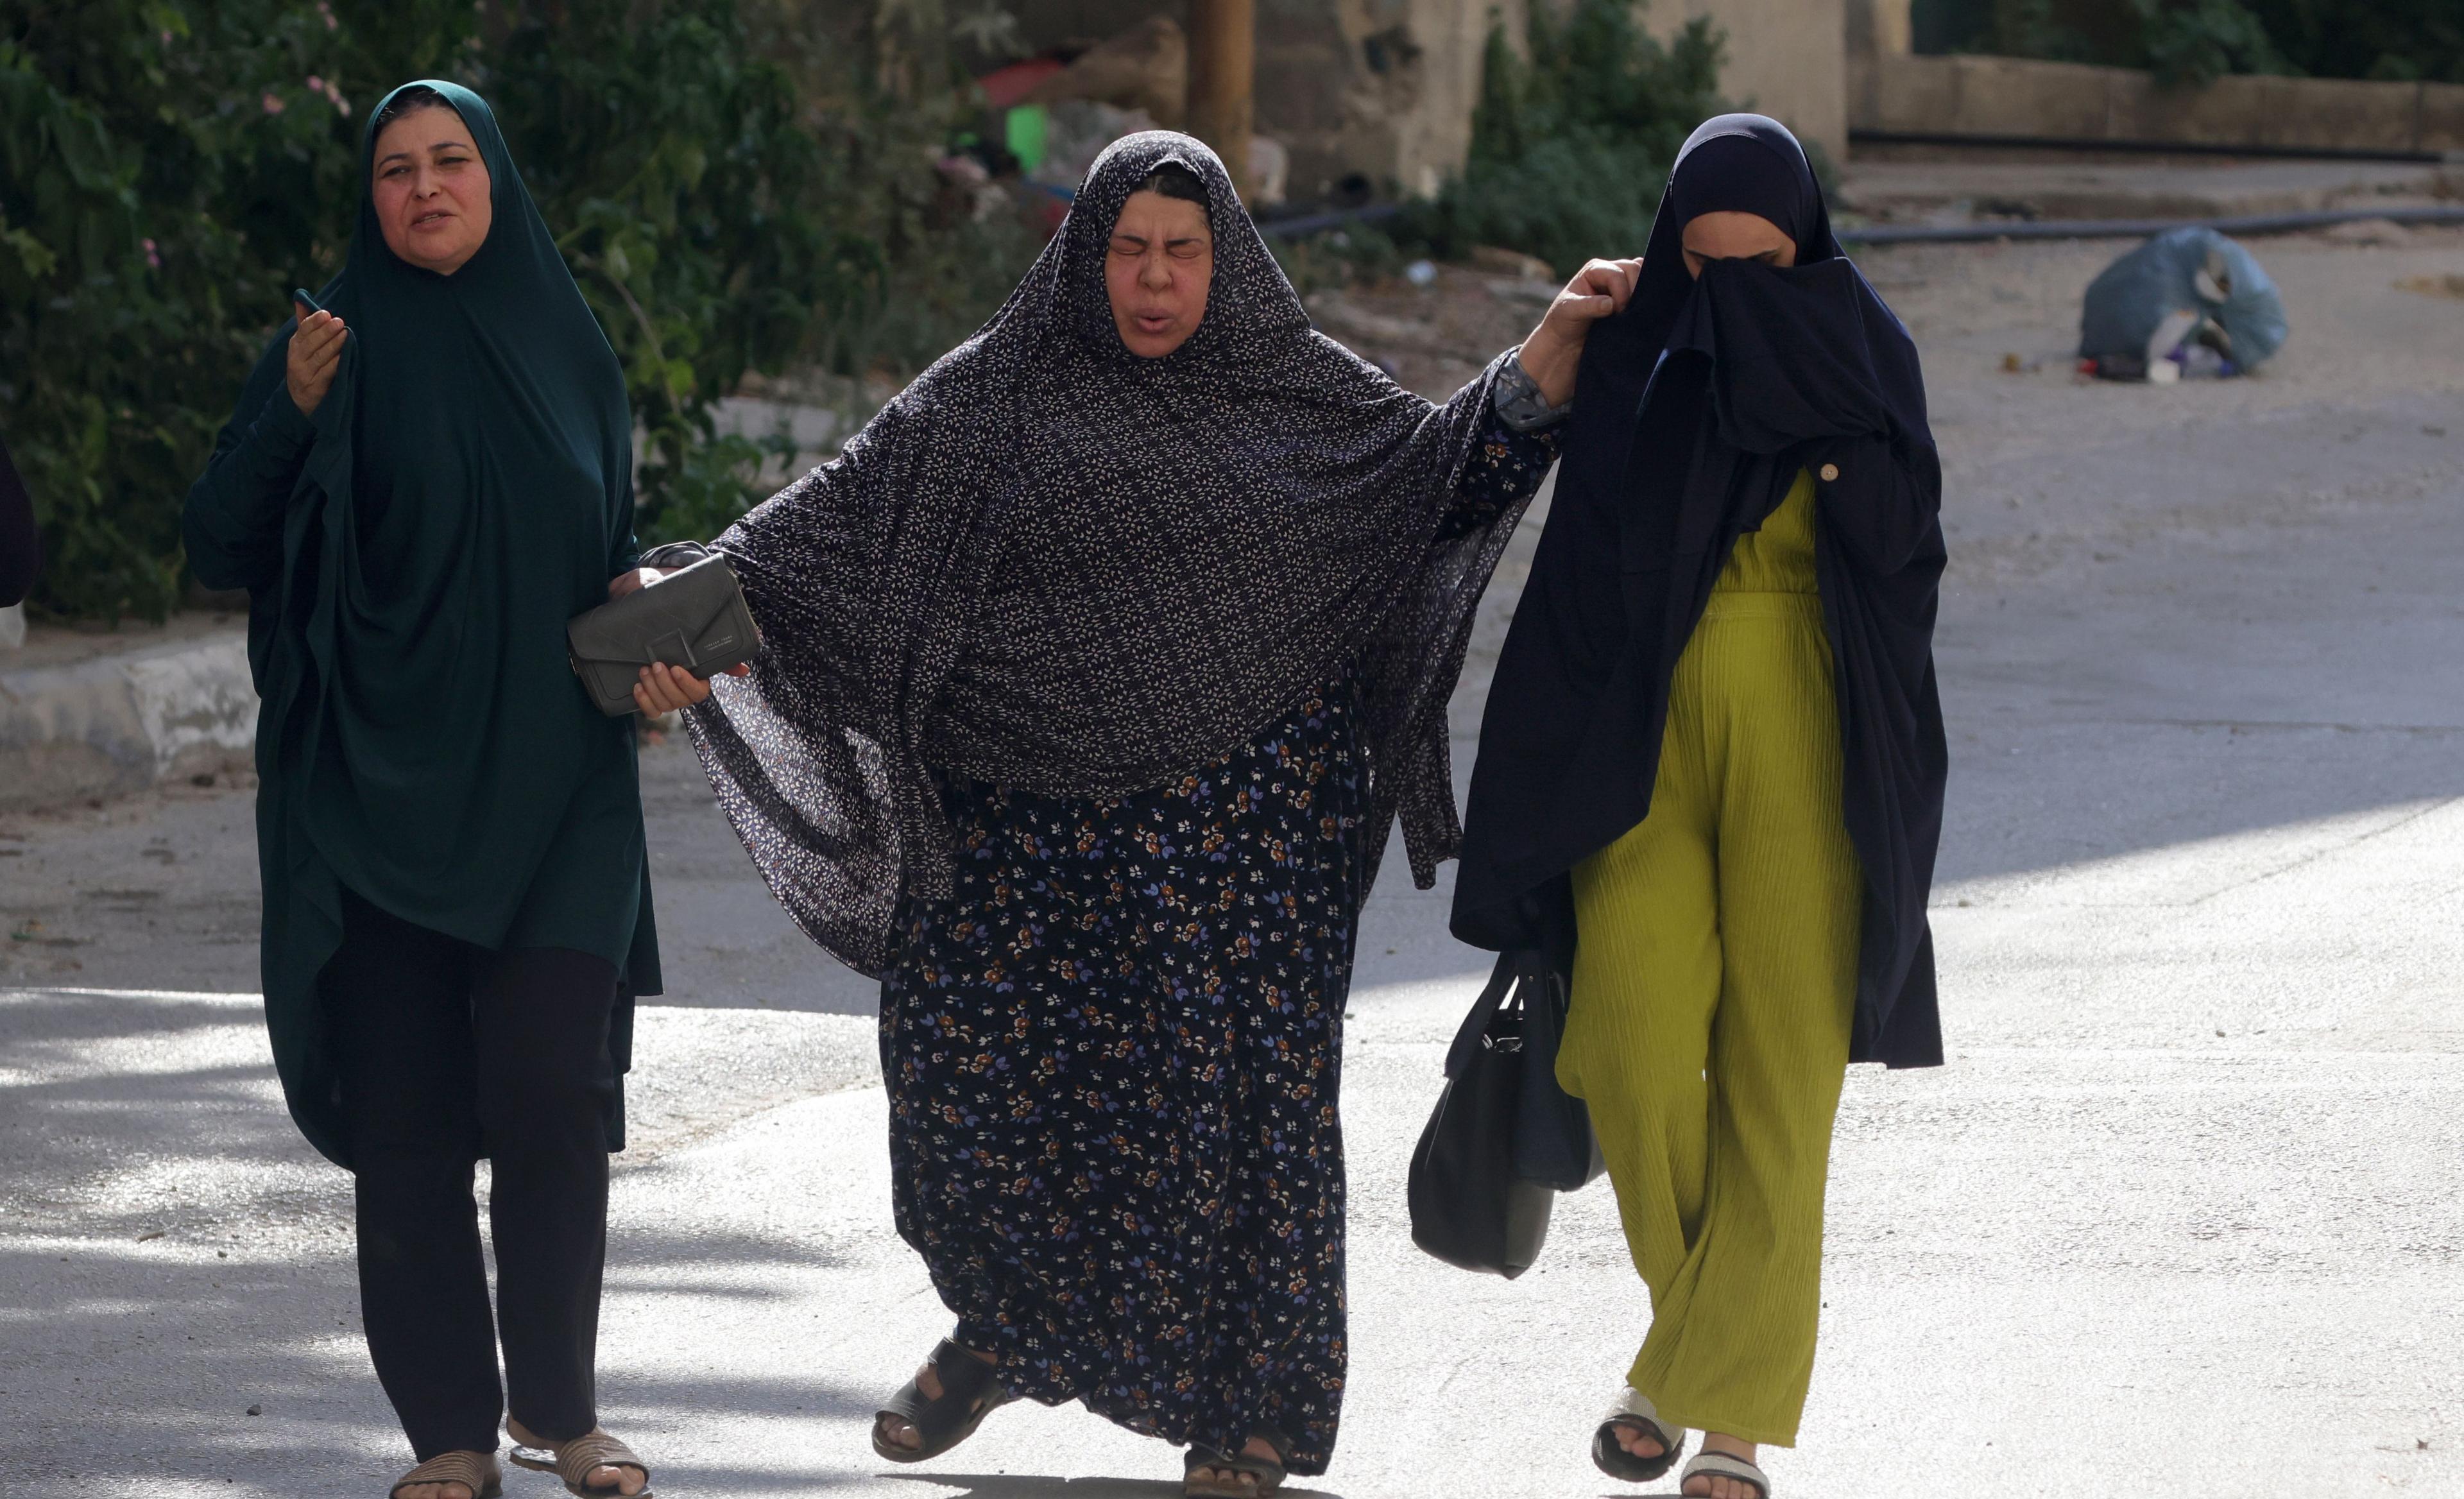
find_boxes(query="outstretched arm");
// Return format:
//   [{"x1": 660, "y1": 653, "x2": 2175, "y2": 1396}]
[
  {"x1": 1431, "y1": 256, "x2": 1643, "y2": 542},
  {"x1": 623, "y1": 402, "x2": 912, "y2": 715},
  {"x1": 1436, "y1": 377, "x2": 1565, "y2": 542}
]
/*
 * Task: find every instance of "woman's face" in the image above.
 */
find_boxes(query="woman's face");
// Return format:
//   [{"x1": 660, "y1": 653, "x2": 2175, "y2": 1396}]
[
  {"x1": 1106, "y1": 189, "x2": 1214, "y2": 359},
  {"x1": 372, "y1": 105, "x2": 493, "y2": 276},
  {"x1": 1681, "y1": 210, "x2": 1797, "y2": 278}
]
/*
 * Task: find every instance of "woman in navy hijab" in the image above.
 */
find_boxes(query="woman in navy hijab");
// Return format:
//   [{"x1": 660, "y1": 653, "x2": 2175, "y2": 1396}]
[{"x1": 1454, "y1": 116, "x2": 1947, "y2": 1499}]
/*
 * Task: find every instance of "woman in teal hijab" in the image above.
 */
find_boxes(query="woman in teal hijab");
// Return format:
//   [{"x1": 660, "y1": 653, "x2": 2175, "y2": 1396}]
[{"x1": 186, "y1": 81, "x2": 663, "y2": 1499}]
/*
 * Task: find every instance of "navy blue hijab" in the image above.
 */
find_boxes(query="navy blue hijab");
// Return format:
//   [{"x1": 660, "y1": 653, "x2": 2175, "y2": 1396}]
[{"x1": 1452, "y1": 116, "x2": 1948, "y2": 1068}]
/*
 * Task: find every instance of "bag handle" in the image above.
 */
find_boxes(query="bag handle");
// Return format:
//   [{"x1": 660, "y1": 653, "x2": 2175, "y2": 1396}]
[
  {"x1": 637, "y1": 538, "x2": 740, "y2": 570},
  {"x1": 1442, "y1": 948, "x2": 1555, "y2": 1080}
]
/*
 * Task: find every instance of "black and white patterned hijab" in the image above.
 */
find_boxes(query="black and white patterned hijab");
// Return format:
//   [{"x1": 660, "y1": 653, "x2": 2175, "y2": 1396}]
[{"x1": 690, "y1": 130, "x2": 1527, "y2": 975}]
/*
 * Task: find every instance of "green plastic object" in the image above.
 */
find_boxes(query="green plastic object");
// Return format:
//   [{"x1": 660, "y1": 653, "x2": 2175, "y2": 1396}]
[{"x1": 1005, "y1": 105, "x2": 1048, "y2": 171}]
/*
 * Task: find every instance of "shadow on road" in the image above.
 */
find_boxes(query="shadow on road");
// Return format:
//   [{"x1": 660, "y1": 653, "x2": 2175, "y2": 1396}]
[{"x1": 881, "y1": 1476, "x2": 1344, "y2": 1499}]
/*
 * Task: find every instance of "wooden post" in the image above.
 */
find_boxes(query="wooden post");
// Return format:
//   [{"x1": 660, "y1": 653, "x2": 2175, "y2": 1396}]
[{"x1": 1185, "y1": 0, "x2": 1256, "y2": 203}]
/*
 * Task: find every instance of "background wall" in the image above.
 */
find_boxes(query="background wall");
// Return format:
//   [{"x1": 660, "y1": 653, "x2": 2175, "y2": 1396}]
[
  {"x1": 1006, "y1": 0, "x2": 1528, "y2": 200},
  {"x1": 1645, "y1": 0, "x2": 1849, "y2": 158}
]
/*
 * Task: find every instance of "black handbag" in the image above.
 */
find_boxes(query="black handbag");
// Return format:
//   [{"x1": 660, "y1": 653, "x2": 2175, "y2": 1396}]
[
  {"x1": 1407, "y1": 949, "x2": 1601, "y2": 1280},
  {"x1": 565, "y1": 542, "x2": 760, "y2": 716},
  {"x1": 1509, "y1": 954, "x2": 1602, "y2": 1192}
]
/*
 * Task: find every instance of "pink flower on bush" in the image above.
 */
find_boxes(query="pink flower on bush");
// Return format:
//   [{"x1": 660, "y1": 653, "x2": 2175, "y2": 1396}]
[
  {"x1": 310, "y1": 76, "x2": 352, "y2": 115},
  {"x1": 142, "y1": 238, "x2": 161, "y2": 270},
  {"x1": 261, "y1": 91, "x2": 286, "y2": 115},
  {"x1": 318, "y1": 1, "x2": 338, "y2": 29},
  {"x1": 307, "y1": 74, "x2": 323, "y2": 92}
]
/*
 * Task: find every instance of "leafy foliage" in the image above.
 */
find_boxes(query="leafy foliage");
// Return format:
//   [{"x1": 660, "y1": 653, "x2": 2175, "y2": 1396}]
[
  {"x1": 1399, "y1": 0, "x2": 1727, "y2": 277},
  {"x1": 1267, "y1": 222, "x2": 1407, "y2": 298},
  {"x1": 1, "y1": 0, "x2": 423, "y2": 620},
  {"x1": 2133, "y1": 0, "x2": 2288, "y2": 83},
  {"x1": 483, "y1": 0, "x2": 838, "y2": 542},
  {"x1": 1975, "y1": 0, "x2": 2097, "y2": 62},
  {"x1": 1, "y1": 0, "x2": 1034, "y2": 618},
  {"x1": 1918, "y1": 0, "x2": 2460, "y2": 85},
  {"x1": 2237, "y1": 0, "x2": 2464, "y2": 83}
]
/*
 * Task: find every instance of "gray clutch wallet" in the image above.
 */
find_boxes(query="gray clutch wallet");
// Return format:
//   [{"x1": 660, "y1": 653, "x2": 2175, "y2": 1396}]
[{"x1": 566, "y1": 542, "x2": 761, "y2": 716}]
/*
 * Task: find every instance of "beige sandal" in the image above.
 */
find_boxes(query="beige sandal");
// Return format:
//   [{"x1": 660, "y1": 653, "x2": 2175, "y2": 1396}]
[
  {"x1": 508, "y1": 1423, "x2": 653, "y2": 1497},
  {"x1": 389, "y1": 1451, "x2": 502, "y2": 1499}
]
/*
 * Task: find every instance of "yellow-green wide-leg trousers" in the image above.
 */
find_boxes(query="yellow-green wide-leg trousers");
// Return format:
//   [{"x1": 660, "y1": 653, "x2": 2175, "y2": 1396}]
[{"x1": 1559, "y1": 590, "x2": 1861, "y2": 1448}]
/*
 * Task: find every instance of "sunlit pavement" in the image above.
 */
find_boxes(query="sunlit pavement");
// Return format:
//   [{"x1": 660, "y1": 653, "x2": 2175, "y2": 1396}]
[{"x1": 6, "y1": 235, "x2": 2463, "y2": 1496}]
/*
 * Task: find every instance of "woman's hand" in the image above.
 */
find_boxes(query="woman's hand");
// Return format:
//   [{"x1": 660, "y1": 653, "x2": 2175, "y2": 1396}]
[
  {"x1": 1515, "y1": 257, "x2": 1644, "y2": 408},
  {"x1": 632, "y1": 660, "x2": 749, "y2": 715},
  {"x1": 286, "y1": 305, "x2": 348, "y2": 417},
  {"x1": 607, "y1": 567, "x2": 662, "y2": 600},
  {"x1": 605, "y1": 570, "x2": 749, "y2": 714}
]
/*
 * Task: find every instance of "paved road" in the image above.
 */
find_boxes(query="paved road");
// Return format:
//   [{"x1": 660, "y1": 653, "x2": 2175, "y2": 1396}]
[{"x1": 4, "y1": 228, "x2": 2461, "y2": 1496}]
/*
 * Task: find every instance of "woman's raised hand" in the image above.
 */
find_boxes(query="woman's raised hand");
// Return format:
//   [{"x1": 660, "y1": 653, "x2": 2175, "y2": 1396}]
[
  {"x1": 1516, "y1": 257, "x2": 1645, "y2": 409},
  {"x1": 286, "y1": 303, "x2": 348, "y2": 417}
]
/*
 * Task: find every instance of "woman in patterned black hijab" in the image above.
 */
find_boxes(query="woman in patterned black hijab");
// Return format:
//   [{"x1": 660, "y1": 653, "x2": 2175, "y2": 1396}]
[{"x1": 647, "y1": 131, "x2": 1636, "y2": 1490}]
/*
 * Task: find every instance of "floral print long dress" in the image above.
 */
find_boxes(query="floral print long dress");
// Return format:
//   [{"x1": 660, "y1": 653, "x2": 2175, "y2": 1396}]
[{"x1": 880, "y1": 413, "x2": 1557, "y2": 1474}]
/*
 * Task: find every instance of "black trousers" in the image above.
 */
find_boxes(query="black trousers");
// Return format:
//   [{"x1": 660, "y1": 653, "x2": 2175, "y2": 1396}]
[{"x1": 323, "y1": 887, "x2": 620, "y2": 1460}]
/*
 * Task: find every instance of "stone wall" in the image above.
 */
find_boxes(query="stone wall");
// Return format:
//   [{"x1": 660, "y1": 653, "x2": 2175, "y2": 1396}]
[
  {"x1": 1007, "y1": 0, "x2": 1864, "y2": 199},
  {"x1": 1852, "y1": 51, "x2": 2464, "y2": 157},
  {"x1": 1645, "y1": 0, "x2": 1849, "y2": 160},
  {"x1": 1007, "y1": 0, "x2": 1523, "y2": 201}
]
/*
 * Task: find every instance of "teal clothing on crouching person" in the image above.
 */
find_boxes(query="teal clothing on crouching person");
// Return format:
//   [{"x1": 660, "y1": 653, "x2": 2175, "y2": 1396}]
[{"x1": 184, "y1": 80, "x2": 660, "y2": 1167}]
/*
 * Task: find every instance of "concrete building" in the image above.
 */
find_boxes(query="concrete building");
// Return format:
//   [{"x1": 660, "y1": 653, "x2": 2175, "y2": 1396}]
[{"x1": 1011, "y1": 0, "x2": 1910, "y2": 204}]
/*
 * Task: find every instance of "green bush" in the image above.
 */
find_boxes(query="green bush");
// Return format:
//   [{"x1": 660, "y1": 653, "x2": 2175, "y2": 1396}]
[
  {"x1": 1, "y1": 0, "x2": 1034, "y2": 619},
  {"x1": 2237, "y1": 0, "x2": 2464, "y2": 83},
  {"x1": 1, "y1": 0, "x2": 411, "y2": 621},
  {"x1": 1917, "y1": 0, "x2": 2461, "y2": 85},
  {"x1": 1400, "y1": 0, "x2": 1726, "y2": 278},
  {"x1": 1268, "y1": 222, "x2": 1407, "y2": 298},
  {"x1": 2134, "y1": 0, "x2": 2288, "y2": 83}
]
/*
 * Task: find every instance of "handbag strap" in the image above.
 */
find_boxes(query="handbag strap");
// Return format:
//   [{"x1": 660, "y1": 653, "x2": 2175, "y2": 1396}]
[
  {"x1": 1444, "y1": 948, "x2": 1556, "y2": 1079},
  {"x1": 639, "y1": 538, "x2": 723, "y2": 569}
]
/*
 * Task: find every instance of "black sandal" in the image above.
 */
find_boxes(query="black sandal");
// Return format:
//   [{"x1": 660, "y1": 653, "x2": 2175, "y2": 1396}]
[
  {"x1": 1184, "y1": 1427, "x2": 1292, "y2": 1498},
  {"x1": 1593, "y1": 1387, "x2": 1685, "y2": 1482},
  {"x1": 871, "y1": 1337, "x2": 1014, "y2": 1464}
]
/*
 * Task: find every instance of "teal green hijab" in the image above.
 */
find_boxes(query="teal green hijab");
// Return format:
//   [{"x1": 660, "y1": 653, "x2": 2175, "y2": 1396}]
[{"x1": 256, "y1": 80, "x2": 656, "y2": 1165}]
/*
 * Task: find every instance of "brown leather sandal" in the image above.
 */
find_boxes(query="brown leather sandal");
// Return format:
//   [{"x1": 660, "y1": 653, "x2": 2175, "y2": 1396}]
[
  {"x1": 507, "y1": 1423, "x2": 653, "y2": 1497},
  {"x1": 389, "y1": 1451, "x2": 502, "y2": 1499},
  {"x1": 1184, "y1": 1428, "x2": 1293, "y2": 1498}
]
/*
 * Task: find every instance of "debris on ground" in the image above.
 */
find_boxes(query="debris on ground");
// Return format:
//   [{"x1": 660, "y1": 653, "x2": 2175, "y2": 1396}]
[
  {"x1": 2397, "y1": 273, "x2": 2464, "y2": 300},
  {"x1": 2080, "y1": 227, "x2": 2289, "y2": 382},
  {"x1": 2316, "y1": 218, "x2": 2413, "y2": 247},
  {"x1": 1469, "y1": 245, "x2": 1556, "y2": 282}
]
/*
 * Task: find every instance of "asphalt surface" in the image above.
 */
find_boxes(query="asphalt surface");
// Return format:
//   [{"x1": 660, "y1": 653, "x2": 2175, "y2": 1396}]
[{"x1": 4, "y1": 227, "x2": 2461, "y2": 1497}]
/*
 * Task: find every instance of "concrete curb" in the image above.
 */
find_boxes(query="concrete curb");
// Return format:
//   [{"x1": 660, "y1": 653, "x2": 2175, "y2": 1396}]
[{"x1": 0, "y1": 628, "x2": 257, "y2": 809}]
